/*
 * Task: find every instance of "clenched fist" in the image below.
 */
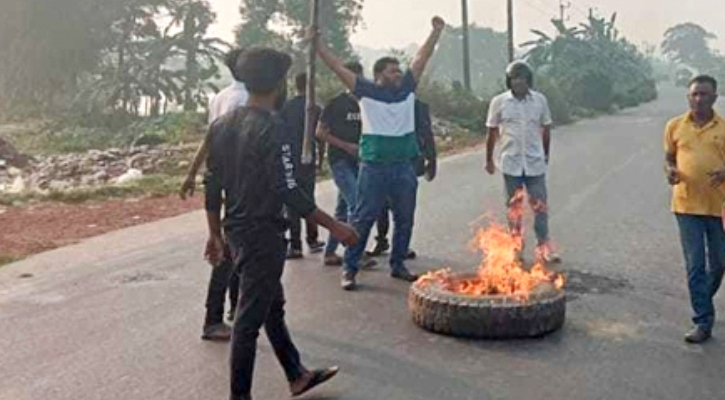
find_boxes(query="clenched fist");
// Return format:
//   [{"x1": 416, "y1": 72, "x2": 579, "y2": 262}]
[{"x1": 432, "y1": 16, "x2": 445, "y2": 31}]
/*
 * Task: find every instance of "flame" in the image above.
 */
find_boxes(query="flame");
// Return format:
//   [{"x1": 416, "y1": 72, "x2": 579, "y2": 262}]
[{"x1": 418, "y1": 189, "x2": 565, "y2": 300}]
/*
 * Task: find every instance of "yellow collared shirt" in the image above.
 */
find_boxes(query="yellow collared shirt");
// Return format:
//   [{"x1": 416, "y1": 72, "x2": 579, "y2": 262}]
[{"x1": 664, "y1": 112, "x2": 725, "y2": 216}]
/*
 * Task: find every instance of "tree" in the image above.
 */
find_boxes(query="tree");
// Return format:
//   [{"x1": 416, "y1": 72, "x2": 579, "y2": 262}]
[
  {"x1": 523, "y1": 11, "x2": 656, "y2": 113},
  {"x1": 662, "y1": 23, "x2": 717, "y2": 71},
  {"x1": 79, "y1": 0, "x2": 227, "y2": 118},
  {"x1": 166, "y1": 0, "x2": 228, "y2": 111},
  {"x1": 428, "y1": 25, "x2": 508, "y2": 96},
  {"x1": 0, "y1": 0, "x2": 111, "y2": 117},
  {"x1": 235, "y1": 0, "x2": 364, "y2": 68}
]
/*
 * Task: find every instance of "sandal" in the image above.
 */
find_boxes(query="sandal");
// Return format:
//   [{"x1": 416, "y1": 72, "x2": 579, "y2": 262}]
[{"x1": 291, "y1": 367, "x2": 339, "y2": 397}]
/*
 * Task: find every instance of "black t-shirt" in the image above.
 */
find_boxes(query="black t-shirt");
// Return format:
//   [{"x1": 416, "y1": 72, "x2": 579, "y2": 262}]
[
  {"x1": 204, "y1": 107, "x2": 317, "y2": 234},
  {"x1": 320, "y1": 92, "x2": 361, "y2": 164}
]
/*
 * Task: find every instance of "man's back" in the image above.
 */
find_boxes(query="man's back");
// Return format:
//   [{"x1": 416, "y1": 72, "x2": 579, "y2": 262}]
[
  {"x1": 206, "y1": 106, "x2": 288, "y2": 232},
  {"x1": 280, "y1": 95, "x2": 321, "y2": 175}
]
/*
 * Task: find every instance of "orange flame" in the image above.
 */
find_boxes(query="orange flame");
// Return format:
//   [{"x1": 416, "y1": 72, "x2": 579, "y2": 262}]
[{"x1": 418, "y1": 189, "x2": 565, "y2": 300}]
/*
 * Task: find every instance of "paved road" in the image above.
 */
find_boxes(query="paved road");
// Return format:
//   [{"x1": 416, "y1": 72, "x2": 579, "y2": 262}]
[{"x1": 2, "y1": 86, "x2": 725, "y2": 400}]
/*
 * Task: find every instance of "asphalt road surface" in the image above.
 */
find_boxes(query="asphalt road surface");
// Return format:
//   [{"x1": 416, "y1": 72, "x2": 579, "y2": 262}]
[{"x1": 2, "y1": 86, "x2": 724, "y2": 400}]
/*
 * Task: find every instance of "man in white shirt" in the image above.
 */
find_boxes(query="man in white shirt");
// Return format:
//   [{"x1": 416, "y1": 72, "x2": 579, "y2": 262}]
[
  {"x1": 180, "y1": 47, "x2": 248, "y2": 341},
  {"x1": 181, "y1": 48, "x2": 249, "y2": 199},
  {"x1": 485, "y1": 61, "x2": 561, "y2": 263}
]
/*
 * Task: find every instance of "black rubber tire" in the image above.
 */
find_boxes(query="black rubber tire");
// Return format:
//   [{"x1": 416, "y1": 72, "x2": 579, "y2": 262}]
[{"x1": 408, "y1": 273, "x2": 566, "y2": 339}]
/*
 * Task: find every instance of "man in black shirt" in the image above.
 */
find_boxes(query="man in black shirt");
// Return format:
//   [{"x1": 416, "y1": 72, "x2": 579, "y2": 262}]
[
  {"x1": 316, "y1": 61, "x2": 367, "y2": 266},
  {"x1": 204, "y1": 47, "x2": 358, "y2": 400},
  {"x1": 280, "y1": 73, "x2": 325, "y2": 259},
  {"x1": 366, "y1": 99, "x2": 438, "y2": 258}
]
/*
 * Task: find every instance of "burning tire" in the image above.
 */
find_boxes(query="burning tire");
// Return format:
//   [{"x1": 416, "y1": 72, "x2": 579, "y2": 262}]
[{"x1": 408, "y1": 273, "x2": 566, "y2": 339}]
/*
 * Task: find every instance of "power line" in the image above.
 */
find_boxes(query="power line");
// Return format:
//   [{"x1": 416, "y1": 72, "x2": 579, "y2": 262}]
[{"x1": 519, "y1": 0, "x2": 556, "y2": 21}]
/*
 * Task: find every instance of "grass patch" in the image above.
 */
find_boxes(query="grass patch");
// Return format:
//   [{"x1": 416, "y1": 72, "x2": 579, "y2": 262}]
[
  {"x1": 2, "y1": 113, "x2": 205, "y2": 157},
  {"x1": 0, "y1": 254, "x2": 23, "y2": 267},
  {"x1": 1, "y1": 128, "x2": 483, "y2": 207}
]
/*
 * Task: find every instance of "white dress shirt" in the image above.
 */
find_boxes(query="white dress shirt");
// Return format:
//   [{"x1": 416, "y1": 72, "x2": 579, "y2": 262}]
[{"x1": 486, "y1": 90, "x2": 553, "y2": 177}]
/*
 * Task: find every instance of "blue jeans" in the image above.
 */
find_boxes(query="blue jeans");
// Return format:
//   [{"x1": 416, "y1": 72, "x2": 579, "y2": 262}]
[
  {"x1": 344, "y1": 162, "x2": 418, "y2": 273},
  {"x1": 326, "y1": 159, "x2": 359, "y2": 254},
  {"x1": 504, "y1": 174, "x2": 549, "y2": 245},
  {"x1": 675, "y1": 214, "x2": 725, "y2": 331}
]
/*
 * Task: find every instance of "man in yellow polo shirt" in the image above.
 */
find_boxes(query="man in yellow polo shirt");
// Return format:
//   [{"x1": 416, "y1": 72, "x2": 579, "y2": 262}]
[{"x1": 665, "y1": 75, "x2": 725, "y2": 344}]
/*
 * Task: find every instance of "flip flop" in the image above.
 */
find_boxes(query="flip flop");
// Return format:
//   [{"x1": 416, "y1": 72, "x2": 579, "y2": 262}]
[{"x1": 291, "y1": 367, "x2": 339, "y2": 397}]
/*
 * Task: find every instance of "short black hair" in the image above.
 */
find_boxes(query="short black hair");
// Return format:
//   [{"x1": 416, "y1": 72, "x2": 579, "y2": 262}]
[
  {"x1": 689, "y1": 75, "x2": 718, "y2": 92},
  {"x1": 224, "y1": 48, "x2": 245, "y2": 82},
  {"x1": 235, "y1": 47, "x2": 292, "y2": 95},
  {"x1": 295, "y1": 72, "x2": 307, "y2": 94},
  {"x1": 344, "y1": 61, "x2": 364, "y2": 76},
  {"x1": 373, "y1": 57, "x2": 400, "y2": 76}
]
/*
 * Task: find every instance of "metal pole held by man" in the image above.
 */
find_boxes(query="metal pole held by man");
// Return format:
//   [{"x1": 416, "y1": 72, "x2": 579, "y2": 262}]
[{"x1": 302, "y1": 0, "x2": 320, "y2": 165}]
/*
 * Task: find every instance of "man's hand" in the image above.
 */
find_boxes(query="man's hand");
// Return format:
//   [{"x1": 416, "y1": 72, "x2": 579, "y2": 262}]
[
  {"x1": 485, "y1": 160, "x2": 496, "y2": 175},
  {"x1": 432, "y1": 16, "x2": 446, "y2": 31},
  {"x1": 204, "y1": 234, "x2": 225, "y2": 267},
  {"x1": 708, "y1": 169, "x2": 725, "y2": 187},
  {"x1": 180, "y1": 175, "x2": 195, "y2": 200},
  {"x1": 304, "y1": 25, "x2": 320, "y2": 45},
  {"x1": 666, "y1": 165, "x2": 681, "y2": 185},
  {"x1": 343, "y1": 143, "x2": 359, "y2": 158},
  {"x1": 329, "y1": 222, "x2": 359, "y2": 247},
  {"x1": 424, "y1": 158, "x2": 437, "y2": 181}
]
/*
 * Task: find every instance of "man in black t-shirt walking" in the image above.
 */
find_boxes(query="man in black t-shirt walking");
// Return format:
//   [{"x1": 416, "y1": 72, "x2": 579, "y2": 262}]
[
  {"x1": 204, "y1": 47, "x2": 358, "y2": 399},
  {"x1": 316, "y1": 62, "x2": 370, "y2": 266}
]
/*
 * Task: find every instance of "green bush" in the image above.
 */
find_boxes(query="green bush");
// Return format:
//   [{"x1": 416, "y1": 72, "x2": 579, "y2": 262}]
[
  {"x1": 132, "y1": 112, "x2": 206, "y2": 144},
  {"x1": 26, "y1": 111, "x2": 205, "y2": 155},
  {"x1": 569, "y1": 70, "x2": 615, "y2": 112},
  {"x1": 535, "y1": 76, "x2": 571, "y2": 125},
  {"x1": 418, "y1": 81, "x2": 488, "y2": 131}
]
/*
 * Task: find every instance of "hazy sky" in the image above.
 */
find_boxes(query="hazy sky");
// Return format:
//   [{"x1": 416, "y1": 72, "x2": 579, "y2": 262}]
[{"x1": 208, "y1": 0, "x2": 725, "y2": 52}]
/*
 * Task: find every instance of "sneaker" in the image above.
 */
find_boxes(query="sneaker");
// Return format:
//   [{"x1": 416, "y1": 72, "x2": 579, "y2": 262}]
[
  {"x1": 286, "y1": 247, "x2": 303, "y2": 260},
  {"x1": 341, "y1": 270, "x2": 357, "y2": 291},
  {"x1": 366, "y1": 240, "x2": 390, "y2": 257},
  {"x1": 324, "y1": 252, "x2": 343, "y2": 266},
  {"x1": 406, "y1": 249, "x2": 417, "y2": 260},
  {"x1": 201, "y1": 323, "x2": 232, "y2": 341},
  {"x1": 536, "y1": 243, "x2": 561, "y2": 264},
  {"x1": 684, "y1": 326, "x2": 712, "y2": 344},
  {"x1": 360, "y1": 254, "x2": 378, "y2": 270},
  {"x1": 308, "y1": 240, "x2": 326, "y2": 254},
  {"x1": 391, "y1": 267, "x2": 419, "y2": 282}
]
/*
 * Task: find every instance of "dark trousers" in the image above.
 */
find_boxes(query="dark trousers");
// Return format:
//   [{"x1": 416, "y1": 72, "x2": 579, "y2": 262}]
[
  {"x1": 675, "y1": 214, "x2": 725, "y2": 331},
  {"x1": 204, "y1": 247, "x2": 240, "y2": 327},
  {"x1": 373, "y1": 200, "x2": 392, "y2": 244},
  {"x1": 228, "y1": 228, "x2": 304, "y2": 400},
  {"x1": 287, "y1": 175, "x2": 319, "y2": 250}
]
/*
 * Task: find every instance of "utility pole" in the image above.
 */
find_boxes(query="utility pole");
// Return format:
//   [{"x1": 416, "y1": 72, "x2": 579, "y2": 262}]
[
  {"x1": 558, "y1": 0, "x2": 571, "y2": 21},
  {"x1": 507, "y1": 0, "x2": 514, "y2": 62},
  {"x1": 461, "y1": 0, "x2": 471, "y2": 91},
  {"x1": 302, "y1": 0, "x2": 320, "y2": 166}
]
